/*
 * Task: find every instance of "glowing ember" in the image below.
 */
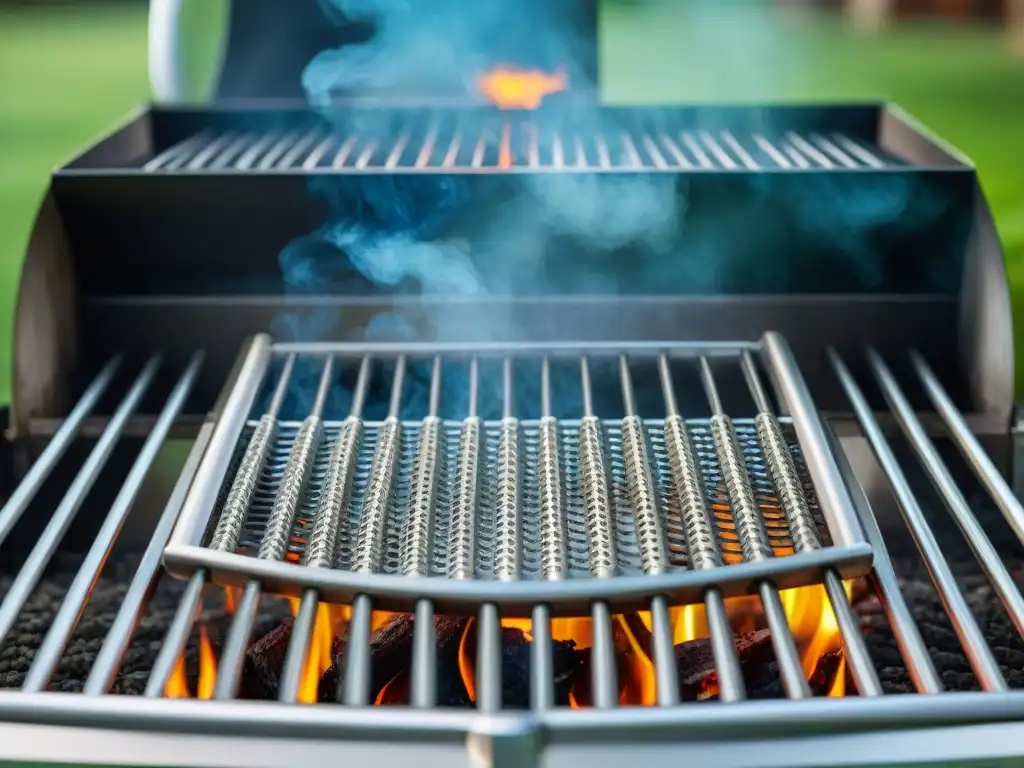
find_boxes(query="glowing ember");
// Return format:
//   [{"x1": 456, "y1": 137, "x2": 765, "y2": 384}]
[
  {"x1": 477, "y1": 65, "x2": 568, "y2": 111},
  {"x1": 166, "y1": 579, "x2": 851, "y2": 703}
]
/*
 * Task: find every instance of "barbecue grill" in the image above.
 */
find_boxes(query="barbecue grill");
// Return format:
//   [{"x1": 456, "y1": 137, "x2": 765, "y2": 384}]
[{"x1": 3, "y1": 2, "x2": 1024, "y2": 766}]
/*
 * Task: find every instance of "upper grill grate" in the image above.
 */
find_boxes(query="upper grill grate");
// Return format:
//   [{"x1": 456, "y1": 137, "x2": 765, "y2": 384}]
[{"x1": 143, "y1": 122, "x2": 894, "y2": 173}]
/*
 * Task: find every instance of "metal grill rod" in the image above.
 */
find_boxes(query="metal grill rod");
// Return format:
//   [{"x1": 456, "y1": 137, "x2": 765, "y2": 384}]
[
  {"x1": 531, "y1": 356, "x2": 564, "y2": 711},
  {"x1": 620, "y1": 356, "x2": 678, "y2": 706},
  {"x1": 144, "y1": 570, "x2": 205, "y2": 697},
  {"x1": 215, "y1": 356, "x2": 332, "y2": 702},
  {"x1": 341, "y1": 358, "x2": 408, "y2": 707},
  {"x1": 741, "y1": 352, "x2": 882, "y2": 698},
  {"x1": 147, "y1": 121, "x2": 895, "y2": 173},
  {"x1": 827, "y1": 424, "x2": 942, "y2": 694},
  {"x1": 579, "y1": 356, "x2": 619, "y2": 709},
  {"x1": 476, "y1": 358, "x2": 521, "y2": 714},
  {"x1": 829, "y1": 350, "x2": 1008, "y2": 692},
  {"x1": 911, "y1": 351, "x2": 1024, "y2": 545},
  {"x1": 656, "y1": 355, "x2": 744, "y2": 703},
  {"x1": 84, "y1": 417, "x2": 215, "y2": 695},
  {"x1": 699, "y1": 356, "x2": 809, "y2": 700},
  {"x1": 0, "y1": 356, "x2": 161, "y2": 648},
  {"x1": 868, "y1": 350, "x2": 1024, "y2": 642},
  {"x1": 22, "y1": 353, "x2": 204, "y2": 692},
  {"x1": 146, "y1": 347, "x2": 288, "y2": 698},
  {"x1": 144, "y1": 336, "x2": 275, "y2": 697},
  {"x1": 0, "y1": 356, "x2": 121, "y2": 547},
  {"x1": 278, "y1": 356, "x2": 374, "y2": 704},
  {"x1": 407, "y1": 357, "x2": 443, "y2": 708}
]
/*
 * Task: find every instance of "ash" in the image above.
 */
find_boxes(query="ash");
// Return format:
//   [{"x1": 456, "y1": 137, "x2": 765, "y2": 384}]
[
  {"x1": 853, "y1": 484, "x2": 1024, "y2": 694},
  {"x1": 855, "y1": 564, "x2": 1024, "y2": 693},
  {"x1": 0, "y1": 553, "x2": 290, "y2": 693}
]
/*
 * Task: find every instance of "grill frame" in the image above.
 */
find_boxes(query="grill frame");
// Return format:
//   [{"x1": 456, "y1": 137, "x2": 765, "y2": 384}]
[
  {"x1": 163, "y1": 333, "x2": 872, "y2": 616},
  {"x1": 2, "y1": 97, "x2": 1022, "y2": 767},
  {"x1": 1, "y1": 338, "x2": 1024, "y2": 767}
]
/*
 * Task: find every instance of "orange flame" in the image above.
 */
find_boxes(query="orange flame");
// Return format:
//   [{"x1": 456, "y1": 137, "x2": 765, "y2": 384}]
[
  {"x1": 165, "y1": 576, "x2": 851, "y2": 704},
  {"x1": 458, "y1": 586, "x2": 849, "y2": 707},
  {"x1": 163, "y1": 614, "x2": 219, "y2": 699},
  {"x1": 477, "y1": 65, "x2": 568, "y2": 110},
  {"x1": 286, "y1": 599, "x2": 350, "y2": 704}
]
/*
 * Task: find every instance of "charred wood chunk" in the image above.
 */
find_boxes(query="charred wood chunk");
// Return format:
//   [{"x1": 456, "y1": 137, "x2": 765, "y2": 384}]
[
  {"x1": 463, "y1": 626, "x2": 580, "y2": 709},
  {"x1": 238, "y1": 618, "x2": 294, "y2": 700},
  {"x1": 318, "y1": 614, "x2": 472, "y2": 706},
  {"x1": 807, "y1": 652, "x2": 843, "y2": 696},
  {"x1": 676, "y1": 628, "x2": 774, "y2": 701}
]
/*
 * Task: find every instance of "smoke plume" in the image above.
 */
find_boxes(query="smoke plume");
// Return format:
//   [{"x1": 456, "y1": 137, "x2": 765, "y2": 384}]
[{"x1": 274, "y1": 0, "x2": 962, "y2": 420}]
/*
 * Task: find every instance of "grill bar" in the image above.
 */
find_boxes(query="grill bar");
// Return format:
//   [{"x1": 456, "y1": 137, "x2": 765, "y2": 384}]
[
  {"x1": 215, "y1": 357, "x2": 337, "y2": 702},
  {"x1": 580, "y1": 358, "x2": 618, "y2": 711},
  {"x1": 656, "y1": 355, "x2": 743, "y2": 702},
  {"x1": 279, "y1": 357, "x2": 373, "y2": 704},
  {"x1": 531, "y1": 357, "x2": 565, "y2": 711},
  {"x1": 742, "y1": 351, "x2": 881, "y2": 698},
  {"x1": 21, "y1": 353, "x2": 203, "y2": 692},
  {"x1": 619, "y1": 358, "x2": 679, "y2": 706},
  {"x1": 829, "y1": 350, "x2": 1009, "y2": 692},
  {"x1": 144, "y1": 571, "x2": 204, "y2": 698},
  {"x1": 3, "y1": 332, "x2": 1024, "y2": 765},
  {"x1": 83, "y1": 416, "x2": 215, "y2": 695},
  {"x1": 700, "y1": 356, "x2": 809, "y2": 699},
  {"x1": 142, "y1": 126, "x2": 895, "y2": 173},
  {"x1": 165, "y1": 335, "x2": 871, "y2": 615},
  {"x1": 911, "y1": 353, "x2": 1024, "y2": 545},
  {"x1": 0, "y1": 356, "x2": 162, "y2": 646},
  {"x1": 0, "y1": 357, "x2": 121, "y2": 546},
  {"x1": 866, "y1": 350, "x2": 1024, "y2": 646}
]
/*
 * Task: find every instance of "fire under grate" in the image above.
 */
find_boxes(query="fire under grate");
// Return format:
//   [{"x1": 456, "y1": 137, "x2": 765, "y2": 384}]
[
  {"x1": 142, "y1": 121, "x2": 896, "y2": 173},
  {"x1": 162, "y1": 332, "x2": 875, "y2": 707},
  {"x1": 4, "y1": 335, "x2": 1024, "y2": 766}
]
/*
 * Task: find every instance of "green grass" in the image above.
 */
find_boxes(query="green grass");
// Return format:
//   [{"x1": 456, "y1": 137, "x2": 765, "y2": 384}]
[
  {"x1": 1, "y1": 2, "x2": 1023, "y2": 404},
  {"x1": 0, "y1": 4, "x2": 151, "y2": 404}
]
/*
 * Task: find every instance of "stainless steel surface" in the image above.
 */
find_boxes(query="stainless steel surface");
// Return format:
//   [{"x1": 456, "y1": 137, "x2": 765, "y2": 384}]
[
  {"x1": 830, "y1": 347, "x2": 1024, "y2": 694},
  {"x1": 0, "y1": 333, "x2": 1022, "y2": 768},
  {"x1": 142, "y1": 123, "x2": 897, "y2": 173},
  {"x1": 166, "y1": 334, "x2": 870, "y2": 614},
  {"x1": 2, "y1": 93, "x2": 1020, "y2": 767}
]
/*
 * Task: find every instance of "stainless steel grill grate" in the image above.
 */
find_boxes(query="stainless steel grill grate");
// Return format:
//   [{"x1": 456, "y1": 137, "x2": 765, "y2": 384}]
[
  {"x1": 4, "y1": 337, "x2": 1024, "y2": 767},
  {"x1": 142, "y1": 123, "x2": 894, "y2": 173},
  {"x1": 165, "y1": 334, "x2": 872, "y2": 615},
  {"x1": 160, "y1": 333, "x2": 878, "y2": 711},
  {"x1": 232, "y1": 420, "x2": 823, "y2": 578}
]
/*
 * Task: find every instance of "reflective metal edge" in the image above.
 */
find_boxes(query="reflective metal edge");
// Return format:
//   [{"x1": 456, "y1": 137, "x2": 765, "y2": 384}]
[
  {"x1": 166, "y1": 334, "x2": 273, "y2": 549},
  {"x1": 1, "y1": 720, "x2": 1022, "y2": 768},
  {"x1": 761, "y1": 332, "x2": 868, "y2": 549},
  {"x1": 162, "y1": 542, "x2": 873, "y2": 616}
]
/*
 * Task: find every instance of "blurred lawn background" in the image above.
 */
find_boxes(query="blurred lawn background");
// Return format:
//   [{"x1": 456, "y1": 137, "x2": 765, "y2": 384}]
[{"x1": 1, "y1": 0, "x2": 1023, "y2": 405}]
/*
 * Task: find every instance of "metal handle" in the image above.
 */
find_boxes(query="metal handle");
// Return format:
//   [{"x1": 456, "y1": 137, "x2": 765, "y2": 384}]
[
  {"x1": 149, "y1": 0, "x2": 188, "y2": 102},
  {"x1": 149, "y1": 0, "x2": 232, "y2": 103}
]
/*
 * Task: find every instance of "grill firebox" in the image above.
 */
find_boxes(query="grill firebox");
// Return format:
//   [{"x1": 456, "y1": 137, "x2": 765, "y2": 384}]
[{"x1": 2, "y1": 99, "x2": 1022, "y2": 767}]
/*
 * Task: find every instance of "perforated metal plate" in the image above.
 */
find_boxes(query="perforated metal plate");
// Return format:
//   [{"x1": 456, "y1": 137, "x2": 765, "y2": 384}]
[
  {"x1": 234, "y1": 419, "x2": 825, "y2": 577},
  {"x1": 163, "y1": 333, "x2": 868, "y2": 618},
  {"x1": 164, "y1": 333, "x2": 871, "y2": 614}
]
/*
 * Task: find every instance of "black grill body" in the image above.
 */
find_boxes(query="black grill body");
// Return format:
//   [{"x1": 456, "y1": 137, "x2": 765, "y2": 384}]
[{"x1": 14, "y1": 103, "x2": 1011, "y2": 441}]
